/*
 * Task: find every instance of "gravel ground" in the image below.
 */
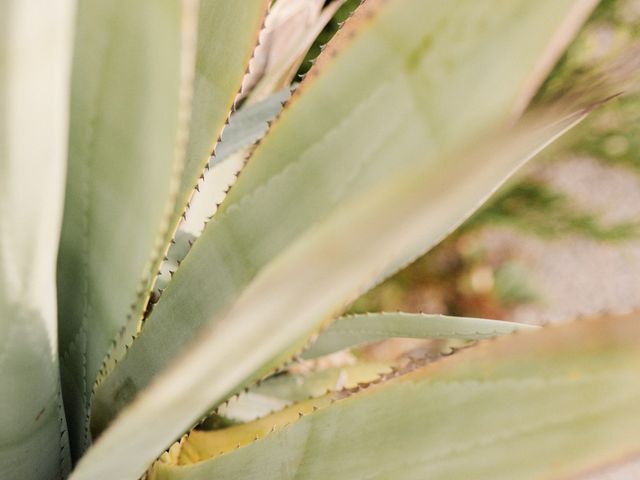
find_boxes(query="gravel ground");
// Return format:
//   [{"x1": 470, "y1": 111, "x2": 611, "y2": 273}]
[{"x1": 482, "y1": 156, "x2": 640, "y2": 325}]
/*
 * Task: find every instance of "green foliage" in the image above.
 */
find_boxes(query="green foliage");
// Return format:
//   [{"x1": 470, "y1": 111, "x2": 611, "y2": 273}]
[
  {"x1": 173, "y1": 0, "x2": 271, "y2": 222},
  {"x1": 77, "y1": 109, "x2": 588, "y2": 479},
  {"x1": 56, "y1": 0, "x2": 269, "y2": 460},
  {"x1": 6, "y1": 2, "x2": 640, "y2": 480},
  {"x1": 91, "y1": 0, "x2": 587, "y2": 456},
  {"x1": 57, "y1": 1, "x2": 190, "y2": 458}
]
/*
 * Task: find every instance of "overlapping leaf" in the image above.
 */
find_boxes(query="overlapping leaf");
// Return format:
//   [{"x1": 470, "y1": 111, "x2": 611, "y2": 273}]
[
  {"x1": 150, "y1": 313, "x2": 640, "y2": 480},
  {"x1": 57, "y1": 0, "x2": 269, "y2": 459},
  {"x1": 173, "y1": 0, "x2": 271, "y2": 222},
  {"x1": 70, "y1": 1, "x2": 597, "y2": 478},
  {"x1": 217, "y1": 363, "x2": 392, "y2": 423},
  {"x1": 180, "y1": 89, "x2": 290, "y2": 237},
  {"x1": 75, "y1": 106, "x2": 588, "y2": 480},
  {"x1": 94, "y1": 0, "x2": 594, "y2": 434}
]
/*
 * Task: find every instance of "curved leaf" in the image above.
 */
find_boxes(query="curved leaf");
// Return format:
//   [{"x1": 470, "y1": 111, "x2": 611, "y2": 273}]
[{"x1": 302, "y1": 312, "x2": 536, "y2": 359}]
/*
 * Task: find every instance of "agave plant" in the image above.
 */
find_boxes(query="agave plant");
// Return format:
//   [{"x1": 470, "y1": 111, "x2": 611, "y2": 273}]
[{"x1": 3, "y1": 0, "x2": 639, "y2": 479}]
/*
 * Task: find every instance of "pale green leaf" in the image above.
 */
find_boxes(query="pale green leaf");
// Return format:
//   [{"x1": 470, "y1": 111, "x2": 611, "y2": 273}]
[
  {"x1": 93, "y1": 0, "x2": 594, "y2": 440},
  {"x1": 0, "y1": 0, "x2": 75, "y2": 477},
  {"x1": 180, "y1": 89, "x2": 290, "y2": 236},
  {"x1": 218, "y1": 363, "x2": 392, "y2": 422},
  {"x1": 150, "y1": 313, "x2": 640, "y2": 480},
  {"x1": 91, "y1": 0, "x2": 272, "y2": 398},
  {"x1": 213, "y1": 89, "x2": 291, "y2": 166},
  {"x1": 57, "y1": 0, "x2": 199, "y2": 458},
  {"x1": 302, "y1": 312, "x2": 537, "y2": 359},
  {"x1": 155, "y1": 230, "x2": 197, "y2": 294},
  {"x1": 75, "y1": 107, "x2": 587, "y2": 480},
  {"x1": 172, "y1": 0, "x2": 271, "y2": 221},
  {"x1": 220, "y1": 0, "x2": 596, "y2": 210}
]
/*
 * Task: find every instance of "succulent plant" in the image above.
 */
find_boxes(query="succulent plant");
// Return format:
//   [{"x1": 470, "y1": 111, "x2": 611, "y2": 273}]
[{"x1": 2, "y1": 0, "x2": 638, "y2": 479}]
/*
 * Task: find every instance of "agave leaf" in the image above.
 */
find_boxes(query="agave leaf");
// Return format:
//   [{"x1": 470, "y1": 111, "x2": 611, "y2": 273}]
[
  {"x1": 56, "y1": 0, "x2": 201, "y2": 458},
  {"x1": 180, "y1": 88, "x2": 291, "y2": 236},
  {"x1": 150, "y1": 313, "x2": 640, "y2": 480},
  {"x1": 218, "y1": 363, "x2": 392, "y2": 422},
  {"x1": 163, "y1": 89, "x2": 290, "y2": 294},
  {"x1": 96, "y1": 0, "x2": 272, "y2": 389},
  {"x1": 173, "y1": 0, "x2": 271, "y2": 223},
  {"x1": 0, "y1": 1, "x2": 75, "y2": 477},
  {"x1": 240, "y1": 362, "x2": 393, "y2": 404},
  {"x1": 302, "y1": 312, "x2": 537, "y2": 359},
  {"x1": 92, "y1": 0, "x2": 594, "y2": 438},
  {"x1": 75, "y1": 105, "x2": 587, "y2": 480},
  {"x1": 154, "y1": 230, "x2": 198, "y2": 295},
  {"x1": 212, "y1": 88, "x2": 291, "y2": 167},
  {"x1": 169, "y1": 396, "x2": 336, "y2": 471},
  {"x1": 219, "y1": 0, "x2": 596, "y2": 210}
]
